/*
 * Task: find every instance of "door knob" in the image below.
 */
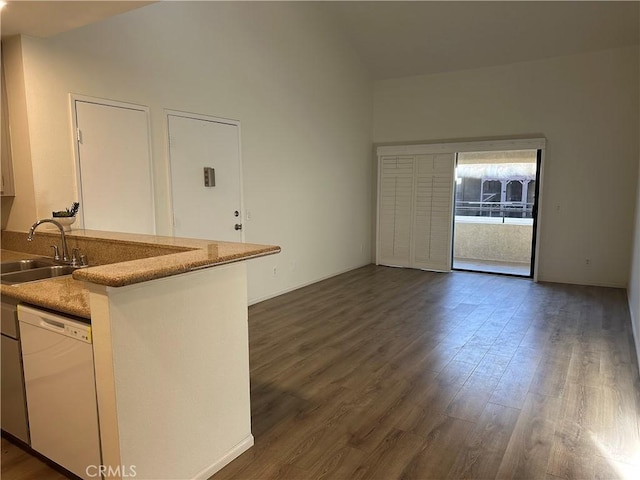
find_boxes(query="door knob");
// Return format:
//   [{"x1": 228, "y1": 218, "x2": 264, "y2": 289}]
[{"x1": 234, "y1": 224, "x2": 243, "y2": 231}]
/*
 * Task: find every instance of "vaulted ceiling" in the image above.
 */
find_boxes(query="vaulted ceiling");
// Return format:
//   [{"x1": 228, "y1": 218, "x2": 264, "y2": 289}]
[
  {"x1": 319, "y1": 1, "x2": 640, "y2": 78},
  {"x1": 0, "y1": 1, "x2": 154, "y2": 38},
  {"x1": 2, "y1": 1, "x2": 638, "y2": 80}
]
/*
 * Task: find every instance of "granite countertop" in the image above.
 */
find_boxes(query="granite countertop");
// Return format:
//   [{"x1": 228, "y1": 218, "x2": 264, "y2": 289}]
[
  {"x1": 71, "y1": 240, "x2": 279, "y2": 287},
  {"x1": 1, "y1": 230, "x2": 280, "y2": 319}
]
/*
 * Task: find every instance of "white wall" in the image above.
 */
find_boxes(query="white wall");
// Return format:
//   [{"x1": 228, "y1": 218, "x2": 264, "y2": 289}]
[
  {"x1": 630, "y1": 154, "x2": 640, "y2": 369},
  {"x1": 629, "y1": 46, "x2": 640, "y2": 369},
  {"x1": 4, "y1": 2, "x2": 373, "y2": 303},
  {"x1": 374, "y1": 46, "x2": 640, "y2": 288}
]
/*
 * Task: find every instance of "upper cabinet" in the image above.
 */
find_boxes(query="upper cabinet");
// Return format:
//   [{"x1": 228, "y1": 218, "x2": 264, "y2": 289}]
[{"x1": 1, "y1": 55, "x2": 15, "y2": 197}]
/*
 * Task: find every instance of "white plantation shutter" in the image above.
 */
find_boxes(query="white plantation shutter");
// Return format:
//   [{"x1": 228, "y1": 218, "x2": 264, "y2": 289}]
[
  {"x1": 379, "y1": 156, "x2": 414, "y2": 266},
  {"x1": 412, "y1": 156, "x2": 433, "y2": 267},
  {"x1": 412, "y1": 154, "x2": 454, "y2": 271},
  {"x1": 377, "y1": 152, "x2": 454, "y2": 272}
]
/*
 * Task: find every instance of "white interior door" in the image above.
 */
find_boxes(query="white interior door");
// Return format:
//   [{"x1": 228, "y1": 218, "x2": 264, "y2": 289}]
[
  {"x1": 168, "y1": 114, "x2": 243, "y2": 242},
  {"x1": 74, "y1": 99, "x2": 155, "y2": 234}
]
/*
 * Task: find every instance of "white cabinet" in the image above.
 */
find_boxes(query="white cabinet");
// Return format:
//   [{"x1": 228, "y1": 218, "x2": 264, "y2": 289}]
[
  {"x1": 1, "y1": 297, "x2": 28, "y2": 444},
  {"x1": 377, "y1": 152, "x2": 455, "y2": 272},
  {"x1": 1, "y1": 59, "x2": 15, "y2": 197}
]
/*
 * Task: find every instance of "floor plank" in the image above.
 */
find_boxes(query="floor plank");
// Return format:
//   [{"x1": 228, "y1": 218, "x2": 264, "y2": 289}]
[
  {"x1": 447, "y1": 402, "x2": 521, "y2": 479},
  {"x1": 497, "y1": 392, "x2": 561, "y2": 479},
  {"x1": 0, "y1": 437, "x2": 70, "y2": 480}
]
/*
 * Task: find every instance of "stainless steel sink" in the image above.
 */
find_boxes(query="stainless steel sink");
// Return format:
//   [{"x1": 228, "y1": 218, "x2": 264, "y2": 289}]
[
  {"x1": 1, "y1": 265, "x2": 79, "y2": 285},
  {"x1": 0, "y1": 258, "x2": 54, "y2": 274}
]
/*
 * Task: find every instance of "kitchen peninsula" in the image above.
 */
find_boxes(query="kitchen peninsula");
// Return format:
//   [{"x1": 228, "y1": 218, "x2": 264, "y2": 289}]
[{"x1": 1, "y1": 229, "x2": 280, "y2": 479}]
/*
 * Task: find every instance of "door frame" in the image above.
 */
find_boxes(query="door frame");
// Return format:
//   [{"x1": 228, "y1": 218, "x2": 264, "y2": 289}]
[
  {"x1": 376, "y1": 137, "x2": 546, "y2": 281},
  {"x1": 70, "y1": 94, "x2": 155, "y2": 232},
  {"x1": 529, "y1": 149, "x2": 543, "y2": 278},
  {"x1": 452, "y1": 147, "x2": 543, "y2": 279},
  {"x1": 164, "y1": 110, "x2": 245, "y2": 241}
]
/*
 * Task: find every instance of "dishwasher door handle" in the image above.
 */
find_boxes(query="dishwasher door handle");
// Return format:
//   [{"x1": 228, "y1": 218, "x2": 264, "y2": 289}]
[{"x1": 38, "y1": 319, "x2": 66, "y2": 333}]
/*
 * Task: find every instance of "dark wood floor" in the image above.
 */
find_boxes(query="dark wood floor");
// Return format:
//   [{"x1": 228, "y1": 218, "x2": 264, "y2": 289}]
[
  {"x1": 1, "y1": 436, "x2": 69, "y2": 479},
  {"x1": 3, "y1": 265, "x2": 639, "y2": 479},
  {"x1": 214, "y1": 265, "x2": 640, "y2": 480}
]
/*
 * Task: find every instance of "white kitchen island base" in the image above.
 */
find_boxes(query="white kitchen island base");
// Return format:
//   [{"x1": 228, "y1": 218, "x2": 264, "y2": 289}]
[{"x1": 87, "y1": 262, "x2": 252, "y2": 479}]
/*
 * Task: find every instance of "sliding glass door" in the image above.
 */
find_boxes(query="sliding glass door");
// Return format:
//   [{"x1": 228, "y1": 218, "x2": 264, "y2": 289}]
[{"x1": 452, "y1": 149, "x2": 541, "y2": 277}]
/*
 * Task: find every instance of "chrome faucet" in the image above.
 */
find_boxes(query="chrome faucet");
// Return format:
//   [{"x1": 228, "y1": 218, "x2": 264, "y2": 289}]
[{"x1": 27, "y1": 219, "x2": 70, "y2": 263}]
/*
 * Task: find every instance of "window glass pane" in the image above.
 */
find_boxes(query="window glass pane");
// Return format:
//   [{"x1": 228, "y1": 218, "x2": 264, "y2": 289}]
[
  {"x1": 506, "y1": 180, "x2": 522, "y2": 202},
  {"x1": 527, "y1": 180, "x2": 536, "y2": 205},
  {"x1": 482, "y1": 180, "x2": 501, "y2": 202}
]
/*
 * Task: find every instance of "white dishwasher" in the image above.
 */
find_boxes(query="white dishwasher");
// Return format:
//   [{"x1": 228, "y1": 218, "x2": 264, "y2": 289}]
[{"x1": 18, "y1": 305, "x2": 101, "y2": 480}]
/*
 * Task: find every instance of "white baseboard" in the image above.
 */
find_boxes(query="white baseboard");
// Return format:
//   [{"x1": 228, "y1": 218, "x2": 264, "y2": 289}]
[
  {"x1": 628, "y1": 292, "x2": 640, "y2": 374},
  {"x1": 193, "y1": 434, "x2": 254, "y2": 479},
  {"x1": 248, "y1": 262, "x2": 371, "y2": 306},
  {"x1": 535, "y1": 275, "x2": 626, "y2": 289}
]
